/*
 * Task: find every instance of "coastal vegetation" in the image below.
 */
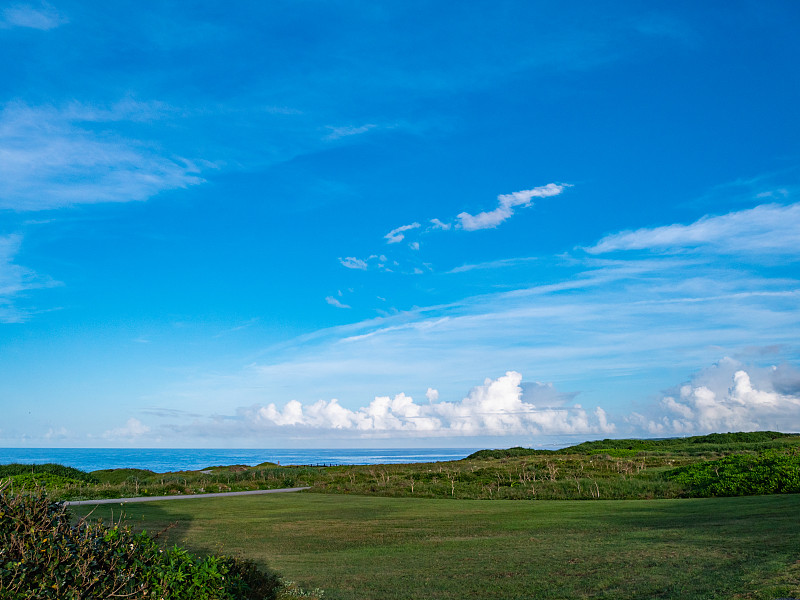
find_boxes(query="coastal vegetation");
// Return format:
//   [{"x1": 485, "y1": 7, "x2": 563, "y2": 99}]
[
  {"x1": 0, "y1": 482, "x2": 282, "y2": 599},
  {"x1": 2, "y1": 432, "x2": 799, "y2": 598},
  {"x1": 2, "y1": 431, "x2": 798, "y2": 502}
]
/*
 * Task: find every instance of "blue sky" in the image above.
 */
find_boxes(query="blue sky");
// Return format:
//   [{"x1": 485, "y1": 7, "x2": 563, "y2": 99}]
[{"x1": 1, "y1": 1, "x2": 799, "y2": 449}]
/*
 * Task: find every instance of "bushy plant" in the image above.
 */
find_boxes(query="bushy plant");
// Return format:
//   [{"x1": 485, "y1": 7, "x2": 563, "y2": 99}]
[
  {"x1": 0, "y1": 463, "x2": 99, "y2": 484},
  {"x1": 666, "y1": 449, "x2": 800, "y2": 497},
  {"x1": 0, "y1": 482, "x2": 281, "y2": 599}
]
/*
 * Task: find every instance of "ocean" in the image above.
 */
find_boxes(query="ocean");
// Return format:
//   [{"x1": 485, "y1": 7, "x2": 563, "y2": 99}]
[{"x1": 0, "y1": 448, "x2": 480, "y2": 473}]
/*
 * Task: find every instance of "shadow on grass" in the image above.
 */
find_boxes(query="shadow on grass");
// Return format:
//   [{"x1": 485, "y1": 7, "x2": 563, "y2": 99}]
[{"x1": 70, "y1": 499, "x2": 196, "y2": 551}]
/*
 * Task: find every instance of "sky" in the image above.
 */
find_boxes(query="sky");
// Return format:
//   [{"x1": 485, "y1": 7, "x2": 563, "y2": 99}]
[{"x1": 1, "y1": 1, "x2": 799, "y2": 449}]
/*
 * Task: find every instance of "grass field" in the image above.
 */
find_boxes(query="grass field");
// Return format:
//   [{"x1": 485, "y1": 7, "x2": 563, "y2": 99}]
[{"x1": 73, "y1": 492, "x2": 800, "y2": 600}]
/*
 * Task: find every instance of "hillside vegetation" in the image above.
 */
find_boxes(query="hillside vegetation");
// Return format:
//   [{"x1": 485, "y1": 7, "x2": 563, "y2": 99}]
[{"x1": 2, "y1": 431, "x2": 798, "y2": 502}]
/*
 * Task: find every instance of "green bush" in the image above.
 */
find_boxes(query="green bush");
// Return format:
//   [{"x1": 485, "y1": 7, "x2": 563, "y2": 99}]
[
  {"x1": 666, "y1": 449, "x2": 800, "y2": 497},
  {"x1": 0, "y1": 483, "x2": 281, "y2": 599},
  {"x1": 0, "y1": 464, "x2": 99, "y2": 484}
]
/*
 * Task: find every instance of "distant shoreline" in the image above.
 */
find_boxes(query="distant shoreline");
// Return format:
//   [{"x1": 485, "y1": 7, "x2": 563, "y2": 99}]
[{"x1": 0, "y1": 447, "x2": 482, "y2": 473}]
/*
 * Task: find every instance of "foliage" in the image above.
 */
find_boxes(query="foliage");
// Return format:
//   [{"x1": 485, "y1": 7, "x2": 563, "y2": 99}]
[
  {"x1": 90, "y1": 468, "x2": 156, "y2": 485},
  {"x1": 559, "y1": 431, "x2": 796, "y2": 456},
  {"x1": 3, "y1": 432, "x2": 799, "y2": 503},
  {"x1": 0, "y1": 463, "x2": 99, "y2": 484},
  {"x1": 468, "y1": 431, "x2": 797, "y2": 459},
  {"x1": 666, "y1": 448, "x2": 800, "y2": 497},
  {"x1": 0, "y1": 483, "x2": 281, "y2": 599}
]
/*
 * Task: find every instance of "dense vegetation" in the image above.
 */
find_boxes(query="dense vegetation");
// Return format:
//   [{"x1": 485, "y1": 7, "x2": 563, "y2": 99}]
[
  {"x1": 0, "y1": 482, "x2": 281, "y2": 599},
  {"x1": 2, "y1": 431, "x2": 798, "y2": 502},
  {"x1": 667, "y1": 448, "x2": 800, "y2": 496}
]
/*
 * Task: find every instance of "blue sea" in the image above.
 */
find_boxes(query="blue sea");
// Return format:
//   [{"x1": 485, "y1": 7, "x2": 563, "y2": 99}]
[{"x1": 0, "y1": 448, "x2": 479, "y2": 473}]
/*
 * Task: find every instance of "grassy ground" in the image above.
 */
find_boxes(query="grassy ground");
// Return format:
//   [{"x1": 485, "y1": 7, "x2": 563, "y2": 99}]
[{"x1": 73, "y1": 492, "x2": 800, "y2": 600}]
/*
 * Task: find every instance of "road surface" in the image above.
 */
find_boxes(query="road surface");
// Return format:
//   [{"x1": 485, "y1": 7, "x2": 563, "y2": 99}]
[{"x1": 64, "y1": 487, "x2": 311, "y2": 506}]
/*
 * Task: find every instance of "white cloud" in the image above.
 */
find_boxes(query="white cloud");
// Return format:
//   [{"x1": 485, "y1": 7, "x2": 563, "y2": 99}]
[
  {"x1": 341, "y1": 185, "x2": 564, "y2": 273},
  {"x1": 325, "y1": 295, "x2": 351, "y2": 309},
  {"x1": 457, "y1": 183, "x2": 567, "y2": 231},
  {"x1": 585, "y1": 202, "x2": 800, "y2": 257},
  {"x1": 339, "y1": 256, "x2": 368, "y2": 270},
  {"x1": 637, "y1": 358, "x2": 800, "y2": 435},
  {"x1": 0, "y1": 102, "x2": 204, "y2": 210},
  {"x1": 242, "y1": 372, "x2": 615, "y2": 437},
  {"x1": 103, "y1": 418, "x2": 151, "y2": 439},
  {"x1": 1, "y1": 2, "x2": 67, "y2": 30},
  {"x1": 448, "y1": 256, "x2": 538, "y2": 274},
  {"x1": 385, "y1": 222, "x2": 421, "y2": 244},
  {"x1": 0, "y1": 233, "x2": 59, "y2": 323},
  {"x1": 324, "y1": 124, "x2": 376, "y2": 140}
]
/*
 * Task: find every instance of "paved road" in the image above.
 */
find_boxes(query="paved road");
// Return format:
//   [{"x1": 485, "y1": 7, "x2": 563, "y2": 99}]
[{"x1": 64, "y1": 487, "x2": 311, "y2": 506}]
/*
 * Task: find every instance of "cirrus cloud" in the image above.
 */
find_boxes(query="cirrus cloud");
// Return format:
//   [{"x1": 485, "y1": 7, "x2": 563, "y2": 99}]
[
  {"x1": 0, "y1": 102, "x2": 204, "y2": 211},
  {"x1": 585, "y1": 202, "x2": 800, "y2": 257}
]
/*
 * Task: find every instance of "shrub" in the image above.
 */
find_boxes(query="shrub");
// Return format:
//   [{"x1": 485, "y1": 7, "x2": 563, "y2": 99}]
[
  {"x1": 665, "y1": 449, "x2": 800, "y2": 497},
  {"x1": 0, "y1": 463, "x2": 99, "y2": 484},
  {"x1": 0, "y1": 482, "x2": 281, "y2": 599}
]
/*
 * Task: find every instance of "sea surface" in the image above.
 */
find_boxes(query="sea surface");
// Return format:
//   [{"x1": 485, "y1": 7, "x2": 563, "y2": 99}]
[{"x1": 0, "y1": 448, "x2": 480, "y2": 473}]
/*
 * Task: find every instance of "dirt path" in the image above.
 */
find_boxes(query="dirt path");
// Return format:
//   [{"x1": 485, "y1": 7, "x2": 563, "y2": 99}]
[{"x1": 64, "y1": 487, "x2": 311, "y2": 506}]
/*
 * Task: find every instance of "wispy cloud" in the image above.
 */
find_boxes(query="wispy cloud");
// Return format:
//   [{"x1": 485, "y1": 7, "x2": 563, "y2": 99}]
[
  {"x1": 324, "y1": 124, "x2": 377, "y2": 140},
  {"x1": 456, "y1": 184, "x2": 567, "y2": 231},
  {"x1": 326, "y1": 295, "x2": 351, "y2": 309},
  {"x1": 1, "y1": 1, "x2": 67, "y2": 30},
  {"x1": 385, "y1": 222, "x2": 421, "y2": 244},
  {"x1": 338, "y1": 255, "x2": 392, "y2": 272},
  {"x1": 102, "y1": 417, "x2": 150, "y2": 440},
  {"x1": 585, "y1": 202, "x2": 800, "y2": 257},
  {"x1": 339, "y1": 256, "x2": 368, "y2": 270},
  {"x1": 0, "y1": 233, "x2": 59, "y2": 323},
  {"x1": 0, "y1": 102, "x2": 205, "y2": 211},
  {"x1": 430, "y1": 218, "x2": 451, "y2": 230},
  {"x1": 448, "y1": 256, "x2": 538, "y2": 274},
  {"x1": 340, "y1": 184, "x2": 568, "y2": 273}
]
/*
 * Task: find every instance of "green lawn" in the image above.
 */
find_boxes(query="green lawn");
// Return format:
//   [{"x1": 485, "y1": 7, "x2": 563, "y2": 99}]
[{"x1": 74, "y1": 492, "x2": 800, "y2": 600}]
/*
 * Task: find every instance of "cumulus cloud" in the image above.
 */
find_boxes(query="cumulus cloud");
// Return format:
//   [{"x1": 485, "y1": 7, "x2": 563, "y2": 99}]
[
  {"x1": 242, "y1": 372, "x2": 615, "y2": 437},
  {"x1": 0, "y1": 102, "x2": 204, "y2": 210},
  {"x1": 585, "y1": 202, "x2": 800, "y2": 256},
  {"x1": 635, "y1": 358, "x2": 800, "y2": 435},
  {"x1": 385, "y1": 222, "x2": 421, "y2": 244},
  {"x1": 103, "y1": 418, "x2": 151, "y2": 439},
  {"x1": 1, "y1": 2, "x2": 67, "y2": 30},
  {"x1": 457, "y1": 183, "x2": 567, "y2": 231}
]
